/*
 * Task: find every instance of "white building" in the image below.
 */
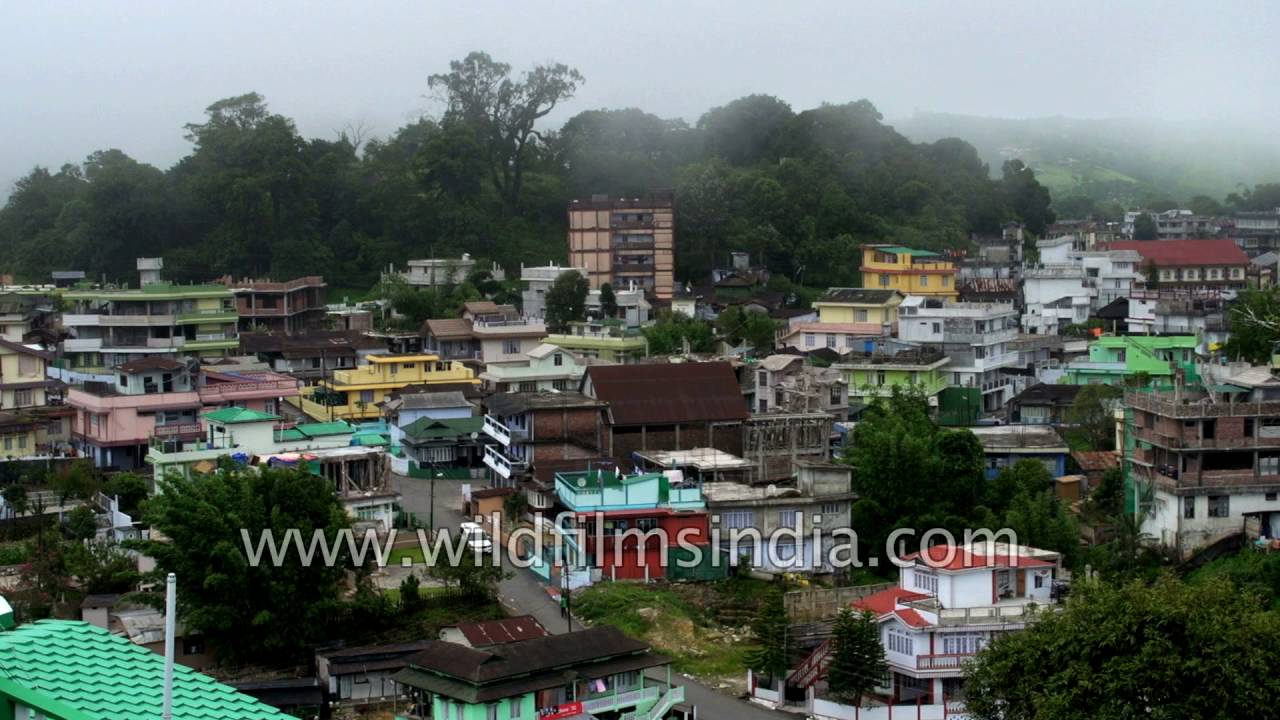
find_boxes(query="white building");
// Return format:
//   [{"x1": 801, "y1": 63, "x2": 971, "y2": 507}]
[
  {"x1": 399, "y1": 254, "x2": 505, "y2": 289},
  {"x1": 1023, "y1": 239, "x2": 1142, "y2": 335},
  {"x1": 792, "y1": 542, "x2": 1060, "y2": 704},
  {"x1": 898, "y1": 297, "x2": 1019, "y2": 412},
  {"x1": 520, "y1": 263, "x2": 587, "y2": 320}
]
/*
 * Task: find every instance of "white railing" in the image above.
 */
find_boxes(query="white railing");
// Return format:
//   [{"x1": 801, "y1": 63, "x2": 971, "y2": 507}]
[
  {"x1": 483, "y1": 445, "x2": 512, "y2": 479},
  {"x1": 482, "y1": 414, "x2": 511, "y2": 446},
  {"x1": 582, "y1": 686, "x2": 659, "y2": 714}
]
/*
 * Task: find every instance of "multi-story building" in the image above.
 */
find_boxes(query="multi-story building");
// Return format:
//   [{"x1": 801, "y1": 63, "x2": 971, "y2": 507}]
[
  {"x1": 969, "y1": 425, "x2": 1070, "y2": 479},
  {"x1": 299, "y1": 354, "x2": 478, "y2": 422},
  {"x1": 59, "y1": 258, "x2": 239, "y2": 380},
  {"x1": 859, "y1": 246, "x2": 958, "y2": 299},
  {"x1": 393, "y1": 626, "x2": 685, "y2": 720},
  {"x1": 1023, "y1": 240, "x2": 1143, "y2": 335},
  {"x1": 1124, "y1": 374, "x2": 1280, "y2": 558},
  {"x1": 68, "y1": 357, "x2": 299, "y2": 469},
  {"x1": 745, "y1": 354, "x2": 849, "y2": 419},
  {"x1": 478, "y1": 343, "x2": 586, "y2": 394},
  {"x1": 222, "y1": 275, "x2": 327, "y2": 334},
  {"x1": 1122, "y1": 209, "x2": 1219, "y2": 240},
  {"x1": 545, "y1": 321, "x2": 648, "y2": 363},
  {"x1": 1062, "y1": 334, "x2": 1199, "y2": 385},
  {"x1": 554, "y1": 468, "x2": 710, "y2": 581},
  {"x1": 520, "y1": 263, "x2": 587, "y2": 320},
  {"x1": 898, "y1": 297, "x2": 1019, "y2": 412},
  {"x1": 0, "y1": 339, "x2": 54, "y2": 411},
  {"x1": 777, "y1": 288, "x2": 902, "y2": 353},
  {"x1": 586, "y1": 283, "x2": 651, "y2": 328},
  {"x1": 789, "y1": 542, "x2": 1061, "y2": 704},
  {"x1": 398, "y1": 253, "x2": 504, "y2": 288},
  {"x1": 1232, "y1": 208, "x2": 1280, "y2": 257},
  {"x1": 1124, "y1": 289, "x2": 1230, "y2": 354},
  {"x1": 422, "y1": 302, "x2": 548, "y2": 366},
  {"x1": 568, "y1": 193, "x2": 675, "y2": 299},
  {"x1": 480, "y1": 391, "x2": 607, "y2": 508},
  {"x1": 1109, "y1": 238, "x2": 1248, "y2": 290},
  {"x1": 833, "y1": 348, "x2": 951, "y2": 408}
]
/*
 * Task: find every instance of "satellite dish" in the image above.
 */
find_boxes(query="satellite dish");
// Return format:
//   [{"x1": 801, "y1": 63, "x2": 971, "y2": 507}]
[
  {"x1": 469, "y1": 432, "x2": 479, "y2": 440},
  {"x1": 577, "y1": 478, "x2": 587, "y2": 488},
  {"x1": 766, "y1": 484, "x2": 777, "y2": 497}
]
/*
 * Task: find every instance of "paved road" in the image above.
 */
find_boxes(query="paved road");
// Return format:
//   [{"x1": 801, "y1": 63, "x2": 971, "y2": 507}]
[{"x1": 392, "y1": 474, "x2": 791, "y2": 720}]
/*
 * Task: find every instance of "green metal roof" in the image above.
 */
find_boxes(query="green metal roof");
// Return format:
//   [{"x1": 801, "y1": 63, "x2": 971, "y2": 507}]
[
  {"x1": 877, "y1": 246, "x2": 940, "y2": 257},
  {"x1": 293, "y1": 421, "x2": 353, "y2": 437},
  {"x1": 400, "y1": 416, "x2": 484, "y2": 441},
  {"x1": 352, "y1": 431, "x2": 390, "y2": 447},
  {"x1": 0, "y1": 620, "x2": 292, "y2": 720},
  {"x1": 202, "y1": 407, "x2": 281, "y2": 424}
]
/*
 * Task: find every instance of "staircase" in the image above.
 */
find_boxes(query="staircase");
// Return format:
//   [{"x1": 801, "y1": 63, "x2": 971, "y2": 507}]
[
  {"x1": 786, "y1": 638, "x2": 832, "y2": 689},
  {"x1": 619, "y1": 686, "x2": 685, "y2": 720}
]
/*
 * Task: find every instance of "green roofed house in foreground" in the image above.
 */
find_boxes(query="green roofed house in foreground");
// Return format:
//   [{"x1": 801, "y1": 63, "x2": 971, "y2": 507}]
[{"x1": 0, "y1": 619, "x2": 291, "y2": 720}]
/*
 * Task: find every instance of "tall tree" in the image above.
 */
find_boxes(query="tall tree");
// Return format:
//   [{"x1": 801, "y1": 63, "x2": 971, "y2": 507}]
[
  {"x1": 1223, "y1": 288, "x2": 1280, "y2": 363},
  {"x1": 1001, "y1": 159, "x2": 1055, "y2": 236},
  {"x1": 697, "y1": 94, "x2": 795, "y2": 166},
  {"x1": 598, "y1": 282, "x2": 618, "y2": 319},
  {"x1": 544, "y1": 271, "x2": 589, "y2": 332},
  {"x1": 965, "y1": 577, "x2": 1280, "y2": 720},
  {"x1": 1063, "y1": 384, "x2": 1123, "y2": 451},
  {"x1": 746, "y1": 586, "x2": 790, "y2": 684},
  {"x1": 429, "y1": 51, "x2": 583, "y2": 213},
  {"x1": 1132, "y1": 212, "x2": 1158, "y2": 240},
  {"x1": 642, "y1": 311, "x2": 714, "y2": 355},
  {"x1": 826, "y1": 608, "x2": 887, "y2": 705}
]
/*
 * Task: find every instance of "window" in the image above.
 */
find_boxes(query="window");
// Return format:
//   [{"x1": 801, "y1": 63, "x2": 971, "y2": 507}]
[
  {"x1": 826, "y1": 334, "x2": 837, "y2": 348},
  {"x1": 779, "y1": 509, "x2": 798, "y2": 528},
  {"x1": 932, "y1": 322, "x2": 941, "y2": 334},
  {"x1": 720, "y1": 510, "x2": 755, "y2": 529},
  {"x1": 942, "y1": 275, "x2": 950, "y2": 287},
  {"x1": 876, "y1": 370, "x2": 886, "y2": 386},
  {"x1": 13, "y1": 389, "x2": 32, "y2": 407},
  {"x1": 912, "y1": 570, "x2": 938, "y2": 594},
  {"x1": 1034, "y1": 574, "x2": 1044, "y2": 589},
  {"x1": 359, "y1": 390, "x2": 374, "y2": 403},
  {"x1": 855, "y1": 309, "x2": 869, "y2": 322},
  {"x1": 941, "y1": 633, "x2": 987, "y2": 655},
  {"x1": 1269, "y1": 493, "x2": 1278, "y2": 502},
  {"x1": 920, "y1": 275, "x2": 929, "y2": 287},
  {"x1": 1261, "y1": 455, "x2": 1280, "y2": 475},
  {"x1": 486, "y1": 704, "x2": 499, "y2": 720},
  {"x1": 1208, "y1": 495, "x2": 1229, "y2": 518},
  {"x1": 886, "y1": 627, "x2": 913, "y2": 655},
  {"x1": 552, "y1": 379, "x2": 571, "y2": 391},
  {"x1": 879, "y1": 274, "x2": 890, "y2": 288},
  {"x1": 118, "y1": 374, "x2": 128, "y2": 386},
  {"x1": 616, "y1": 670, "x2": 640, "y2": 688},
  {"x1": 509, "y1": 699, "x2": 523, "y2": 719},
  {"x1": 1183, "y1": 496, "x2": 1195, "y2": 519},
  {"x1": 758, "y1": 398, "x2": 769, "y2": 412},
  {"x1": 820, "y1": 502, "x2": 841, "y2": 515},
  {"x1": 758, "y1": 370, "x2": 768, "y2": 387},
  {"x1": 830, "y1": 386, "x2": 843, "y2": 405},
  {"x1": 636, "y1": 518, "x2": 658, "y2": 532},
  {"x1": 519, "y1": 381, "x2": 537, "y2": 392},
  {"x1": 504, "y1": 340, "x2": 520, "y2": 355},
  {"x1": 553, "y1": 353, "x2": 564, "y2": 367},
  {"x1": 804, "y1": 333, "x2": 815, "y2": 348}
]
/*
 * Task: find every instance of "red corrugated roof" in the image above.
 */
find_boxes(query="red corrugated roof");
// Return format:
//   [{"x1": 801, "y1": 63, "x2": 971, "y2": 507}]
[
  {"x1": 903, "y1": 545, "x2": 1056, "y2": 570},
  {"x1": 1109, "y1": 239, "x2": 1248, "y2": 267},
  {"x1": 851, "y1": 587, "x2": 929, "y2": 615},
  {"x1": 453, "y1": 615, "x2": 550, "y2": 647},
  {"x1": 585, "y1": 362, "x2": 749, "y2": 426},
  {"x1": 894, "y1": 609, "x2": 930, "y2": 628}
]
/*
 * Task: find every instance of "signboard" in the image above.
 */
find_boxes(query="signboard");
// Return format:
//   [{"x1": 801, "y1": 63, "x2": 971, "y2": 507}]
[{"x1": 537, "y1": 701, "x2": 583, "y2": 720}]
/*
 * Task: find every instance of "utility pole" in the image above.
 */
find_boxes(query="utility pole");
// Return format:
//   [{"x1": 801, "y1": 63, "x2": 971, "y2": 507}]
[{"x1": 430, "y1": 465, "x2": 440, "y2": 531}]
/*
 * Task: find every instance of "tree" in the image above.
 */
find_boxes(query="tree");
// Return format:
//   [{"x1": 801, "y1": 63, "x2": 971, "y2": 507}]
[
  {"x1": 598, "y1": 282, "x2": 618, "y2": 319},
  {"x1": 102, "y1": 472, "x2": 149, "y2": 517},
  {"x1": 697, "y1": 94, "x2": 794, "y2": 166},
  {"x1": 399, "y1": 573, "x2": 424, "y2": 614},
  {"x1": 745, "y1": 586, "x2": 789, "y2": 683},
  {"x1": 65, "y1": 541, "x2": 140, "y2": 594},
  {"x1": 502, "y1": 491, "x2": 530, "y2": 523},
  {"x1": 65, "y1": 505, "x2": 98, "y2": 541},
  {"x1": 429, "y1": 51, "x2": 583, "y2": 213},
  {"x1": 986, "y1": 459, "x2": 1054, "y2": 516},
  {"x1": 1002, "y1": 486, "x2": 1078, "y2": 567},
  {"x1": 2, "y1": 484, "x2": 28, "y2": 519},
  {"x1": 137, "y1": 464, "x2": 353, "y2": 663},
  {"x1": 427, "y1": 551, "x2": 507, "y2": 599},
  {"x1": 1132, "y1": 212, "x2": 1157, "y2": 240},
  {"x1": 826, "y1": 608, "x2": 887, "y2": 705},
  {"x1": 51, "y1": 461, "x2": 97, "y2": 504},
  {"x1": 544, "y1": 271, "x2": 589, "y2": 332},
  {"x1": 1063, "y1": 384, "x2": 1122, "y2": 451},
  {"x1": 964, "y1": 577, "x2": 1280, "y2": 719},
  {"x1": 1000, "y1": 159, "x2": 1055, "y2": 236},
  {"x1": 1089, "y1": 466, "x2": 1124, "y2": 519},
  {"x1": 642, "y1": 311, "x2": 714, "y2": 355},
  {"x1": 716, "y1": 305, "x2": 778, "y2": 354},
  {"x1": 1223, "y1": 288, "x2": 1280, "y2": 363}
]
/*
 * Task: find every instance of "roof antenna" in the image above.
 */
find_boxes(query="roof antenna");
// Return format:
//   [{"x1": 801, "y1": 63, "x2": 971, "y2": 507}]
[{"x1": 163, "y1": 572, "x2": 176, "y2": 720}]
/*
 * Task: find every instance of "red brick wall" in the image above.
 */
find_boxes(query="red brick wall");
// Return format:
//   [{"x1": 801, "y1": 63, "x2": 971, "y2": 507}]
[
  {"x1": 532, "y1": 407, "x2": 602, "y2": 447},
  {"x1": 608, "y1": 422, "x2": 744, "y2": 468}
]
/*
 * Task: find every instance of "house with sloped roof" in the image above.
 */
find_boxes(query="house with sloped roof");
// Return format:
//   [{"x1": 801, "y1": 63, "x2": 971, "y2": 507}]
[
  {"x1": 582, "y1": 362, "x2": 749, "y2": 470},
  {"x1": 399, "y1": 416, "x2": 486, "y2": 470},
  {"x1": 0, "y1": 617, "x2": 292, "y2": 720},
  {"x1": 422, "y1": 303, "x2": 548, "y2": 366},
  {"x1": 788, "y1": 542, "x2": 1061, "y2": 705},
  {"x1": 439, "y1": 615, "x2": 550, "y2": 648},
  {"x1": 392, "y1": 626, "x2": 684, "y2": 720}
]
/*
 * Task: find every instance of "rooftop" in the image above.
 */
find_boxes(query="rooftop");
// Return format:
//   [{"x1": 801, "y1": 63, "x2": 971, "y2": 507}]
[
  {"x1": 447, "y1": 616, "x2": 551, "y2": 647},
  {"x1": 1108, "y1": 238, "x2": 1248, "y2": 267},
  {"x1": 815, "y1": 288, "x2": 903, "y2": 305},
  {"x1": 636, "y1": 447, "x2": 753, "y2": 471},
  {"x1": 1009, "y1": 383, "x2": 1082, "y2": 408},
  {"x1": 585, "y1": 362, "x2": 748, "y2": 426},
  {"x1": 484, "y1": 390, "x2": 603, "y2": 416},
  {"x1": 967, "y1": 425, "x2": 1069, "y2": 452},
  {"x1": 0, "y1": 619, "x2": 291, "y2": 719},
  {"x1": 203, "y1": 407, "x2": 281, "y2": 425},
  {"x1": 400, "y1": 416, "x2": 485, "y2": 441}
]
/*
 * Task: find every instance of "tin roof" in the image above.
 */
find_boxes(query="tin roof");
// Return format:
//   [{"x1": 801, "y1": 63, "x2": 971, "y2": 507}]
[
  {"x1": 584, "y1": 362, "x2": 748, "y2": 426},
  {"x1": 449, "y1": 615, "x2": 550, "y2": 647}
]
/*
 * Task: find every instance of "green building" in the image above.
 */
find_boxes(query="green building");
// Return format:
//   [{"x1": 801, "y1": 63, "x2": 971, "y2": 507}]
[
  {"x1": 546, "y1": 321, "x2": 648, "y2": 364},
  {"x1": 393, "y1": 626, "x2": 684, "y2": 720},
  {"x1": 832, "y1": 349, "x2": 951, "y2": 408},
  {"x1": 1062, "y1": 335, "x2": 1199, "y2": 385},
  {"x1": 0, "y1": 618, "x2": 291, "y2": 720},
  {"x1": 58, "y1": 259, "x2": 238, "y2": 379}
]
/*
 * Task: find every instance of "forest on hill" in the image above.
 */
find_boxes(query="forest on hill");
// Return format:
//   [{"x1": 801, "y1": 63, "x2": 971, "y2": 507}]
[
  {"x1": 0, "y1": 51, "x2": 1056, "y2": 292},
  {"x1": 896, "y1": 112, "x2": 1280, "y2": 213}
]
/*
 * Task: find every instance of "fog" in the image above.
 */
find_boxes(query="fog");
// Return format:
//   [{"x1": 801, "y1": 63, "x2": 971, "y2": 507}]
[{"x1": 2, "y1": 0, "x2": 1278, "y2": 191}]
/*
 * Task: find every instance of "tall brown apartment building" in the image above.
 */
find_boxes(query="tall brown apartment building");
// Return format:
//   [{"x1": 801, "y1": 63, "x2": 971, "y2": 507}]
[{"x1": 567, "y1": 192, "x2": 675, "y2": 299}]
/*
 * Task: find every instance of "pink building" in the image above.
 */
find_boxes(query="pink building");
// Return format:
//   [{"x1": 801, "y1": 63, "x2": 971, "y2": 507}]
[{"x1": 68, "y1": 357, "x2": 299, "y2": 469}]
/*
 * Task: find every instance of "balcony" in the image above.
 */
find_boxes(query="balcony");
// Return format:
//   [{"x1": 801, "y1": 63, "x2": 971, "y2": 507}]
[
  {"x1": 176, "y1": 308, "x2": 238, "y2": 325},
  {"x1": 153, "y1": 423, "x2": 202, "y2": 438},
  {"x1": 483, "y1": 444, "x2": 522, "y2": 479},
  {"x1": 613, "y1": 264, "x2": 655, "y2": 275},
  {"x1": 916, "y1": 653, "x2": 975, "y2": 671},
  {"x1": 482, "y1": 415, "x2": 511, "y2": 446},
  {"x1": 471, "y1": 318, "x2": 547, "y2": 336},
  {"x1": 611, "y1": 238, "x2": 655, "y2": 250},
  {"x1": 581, "y1": 685, "x2": 659, "y2": 714},
  {"x1": 64, "y1": 338, "x2": 104, "y2": 352},
  {"x1": 555, "y1": 471, "x2": 704, "y2": 512}
]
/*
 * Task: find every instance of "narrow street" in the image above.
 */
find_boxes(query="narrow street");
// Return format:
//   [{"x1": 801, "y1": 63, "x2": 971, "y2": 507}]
[{"x1": 392, "y1": 474, "x2": 792, "y2": 720}]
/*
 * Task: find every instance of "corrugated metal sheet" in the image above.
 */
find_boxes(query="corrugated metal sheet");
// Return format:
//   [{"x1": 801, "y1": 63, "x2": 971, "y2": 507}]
[{"x1": 585, "y1": 362, "x2": 748, "y2": 426}]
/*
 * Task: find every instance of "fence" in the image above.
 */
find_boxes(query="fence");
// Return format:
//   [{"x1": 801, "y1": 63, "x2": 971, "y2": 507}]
[
  {"x1": 810, "y1": 696, "x2": 969, "y2": 720},
  {"x1": 785, "y1": 583, "x2": 895, "y2": 622}
]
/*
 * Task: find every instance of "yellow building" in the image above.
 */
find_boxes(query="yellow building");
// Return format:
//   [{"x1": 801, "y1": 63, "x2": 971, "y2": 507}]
[
  {"x1": 860, "y1": 245, "x2": 958, "y2": 298},
  {"x1": 0, "y1": 339, "x2": 53, "y2": 410},
  {"x1": 299, "y1": 354, "x2": 479, "y2": 421}
]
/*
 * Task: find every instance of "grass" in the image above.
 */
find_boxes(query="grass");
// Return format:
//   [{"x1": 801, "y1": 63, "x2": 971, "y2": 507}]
[
  {"x1": 575, "y1": 579, "x2": 766, "y2": 686},
  {"x1": 1186, "y1": 548, "x2": 1280, "y2": 610},
  {"x1": 387, "y1": 546, "x2": 425, "y2": 566}
]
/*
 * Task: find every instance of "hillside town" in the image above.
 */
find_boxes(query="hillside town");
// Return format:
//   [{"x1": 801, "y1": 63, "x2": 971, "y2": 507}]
[{"x1": 2, "y1": 188, "x2": 1280, "y2": 719}]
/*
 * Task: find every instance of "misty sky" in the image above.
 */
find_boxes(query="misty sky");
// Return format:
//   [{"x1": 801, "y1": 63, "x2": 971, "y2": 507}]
[{"x1": 3, "y1": 0, "x2": 1278, "y2": 192}]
